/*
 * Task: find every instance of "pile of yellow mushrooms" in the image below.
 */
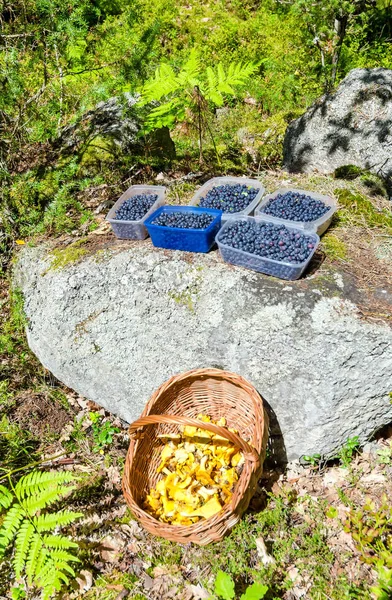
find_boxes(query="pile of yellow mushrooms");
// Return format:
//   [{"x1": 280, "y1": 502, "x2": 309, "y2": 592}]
[{"x1": 144, "y1": 414, "x2": 244, "y2": 526}]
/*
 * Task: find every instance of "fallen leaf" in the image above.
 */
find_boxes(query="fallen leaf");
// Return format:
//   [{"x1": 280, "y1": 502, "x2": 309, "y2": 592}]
[
  {"x1": 75, "y1": 569, "x2": 93, "y2": 593},
  {"x1": 106, "y1": 465, "x2": 121, "y2": 486},
  {"x1": 255, "y1": 536, "x2": 275, "y2": 566},
  {"x1": 323, "y1": 467, "x2": 348, "y2": 488},
  {"x1": 15, "y1": 239, "x2": 25, "y2": 245},
  {"x1": 186, "y1": 583, "x2": 210, "y2": 599},
  {"x1": 99, "y1": 534, "x2": 125, "y2": 562},
  {"x1": 91, "y1": 222, "x2": 111, "y2": 234},
  {"x1": 360, "y1": 472, "x2": 385, "y2": 484},
  {"x1": 115, "y1": 590, "x2": 129, "y2": 600}
]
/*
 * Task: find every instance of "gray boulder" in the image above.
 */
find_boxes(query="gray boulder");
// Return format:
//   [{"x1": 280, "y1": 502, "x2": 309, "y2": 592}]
[
  {"x1": 14, "y1": 243, "x2": 392, "y2": 463},
  {"x1": 56, "y1": 93, "x2": 175, "y2": 159},
  {"x1": 283, "y1": 69, "x2": 392, "y2": 192}
]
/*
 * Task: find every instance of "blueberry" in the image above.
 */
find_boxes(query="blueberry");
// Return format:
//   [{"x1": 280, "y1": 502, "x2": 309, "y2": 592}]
[
  {"x1": 261, "y1": 191, "x2": 329, "y2": 222},
  {"x1": 115, "y1": 194, "x2": 158, "y2": 221},
  {"x1": 151, "y1": 211, "x2": 215, "y2": 230},
  {"x1": 218, "y1": 220, "x2": 316, "y2": 277},
  {"x1": 199, "y1": 183, "x2": 259, "y2": 213}
]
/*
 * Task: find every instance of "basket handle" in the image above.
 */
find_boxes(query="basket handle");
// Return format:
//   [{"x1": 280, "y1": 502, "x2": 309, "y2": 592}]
[{"x1": 128, "y1": 414, "x2": 259, "y2": 464}]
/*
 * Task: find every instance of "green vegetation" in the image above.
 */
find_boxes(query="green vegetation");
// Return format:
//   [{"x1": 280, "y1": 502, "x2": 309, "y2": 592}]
[
  {"x1": 0, "y1": 417, "x2": 39, "y2": 473},
  {"x1": 0, "y1": 471, "x2": 82, "y2": 600},
  {"x1": 1, "y1": 0, "x2": 391, "y2": 242},
  {"x1": 140, "y1": 50, "x2": 259, "y2": 161},
  {"x1": 89, "y1": 412, "x2": 120, "y2": 453},
  {"x1": 321, "y1": 233, "x2": 348, "y2": 261},
  {"x1": 1, "y1": 2, "x2": 392, "y2": 599},
  {"x1": 48, "y1": 239, "x2": 89, "y2": 271},
  {"x1": 344, "y1": 493, "x2": 392, "y2": 567},
  {"x1": 336, "y1": 436, "x2": 361, "y2": 467},
  {"x1": 212, "y1": 570, "x2": 267, "y2": 600},
  {"x1": 302, "y1": 453, "x2": 322, "y2": 467},
  {"x1": 335, "y1": 190, "x2": 392, "y2": 230}
]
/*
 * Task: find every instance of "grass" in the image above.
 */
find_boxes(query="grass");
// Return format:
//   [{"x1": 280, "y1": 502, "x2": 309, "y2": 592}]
[
  {"x1": 0, "y1": 415, "x2": 39, "y2": 474},
  {"x1": 335, "y1": 189, "x2": 392, "y2": 231},
  {"x1": 137, "y1": 489, "x2": 371, "y2": 599}
]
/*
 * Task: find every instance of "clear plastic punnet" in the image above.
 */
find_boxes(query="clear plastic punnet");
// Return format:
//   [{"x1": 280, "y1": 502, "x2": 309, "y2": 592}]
[
  {"x1": 216, "y1": 215, "x2": 320, "y2": 281},
  {"x1": 107, "y1": 185, "x2": 166, "y2": 240},
  {"x1": 255, "y1": 187, "x2": 337, "y2": 236},
  {"x1": 190, "y1": 176, "x2": 265, "y2": 224}
]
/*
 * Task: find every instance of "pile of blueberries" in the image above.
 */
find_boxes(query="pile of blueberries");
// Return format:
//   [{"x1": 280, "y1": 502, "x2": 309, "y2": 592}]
[
  {"x1": 262, "y1": 191, "x2": 329, "y2": 222},
  {"x1": 115, "y1": 194, "x2": 158, "y2": 221},
  {"x1": 199, "y1": 183, "x2": 259, "y2": 213},
  {"x1": 218, "y1": 220, "x2": 316, "y2": 264},
  {"x1": 151, "y1": 211, "x2": 215, "y2": 230}
]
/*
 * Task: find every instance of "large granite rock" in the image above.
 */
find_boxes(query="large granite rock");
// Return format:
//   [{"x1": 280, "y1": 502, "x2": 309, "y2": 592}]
[
  {"x1": 14, "y1": 242, "x2": 392, "y2": 463},
  {"x1": 283, "y1": 69, "x2": 392, "y2": 192}
]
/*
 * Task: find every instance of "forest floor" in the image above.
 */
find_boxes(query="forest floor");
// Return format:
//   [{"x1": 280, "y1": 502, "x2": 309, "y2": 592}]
[
  {"x1": 1, "y1": 168, "x2": 392, "y2": 599},
  {"x1": 1, "y1": 379, "x2": 392, "y2": 600}
]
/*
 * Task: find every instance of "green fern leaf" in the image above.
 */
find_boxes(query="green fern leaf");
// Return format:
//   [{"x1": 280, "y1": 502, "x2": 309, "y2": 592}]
[
  {"x1": 42, "y1": 534, "x2": 78, "y2": 549},
  {"x1": 205, "y1": 88, "x2": 224, "y2": 106},
  {"x1": 49, "y1": 549, "x2": 80, "y2": 564},
  {"x1": 26, "y1": 533, "x2": 42, "y2": 584},
  {"x1": 0, "y1": 505, "x2": 24, "y2": 553},
  {"x1": 23, "y1": 486, "x2": 75, "y2": 516},
  {"x1": 217, "y1": 82, "x2": 235, "y2": 95},
  {"x1": 217, "y1": 63, "x2": 226, "y2": 86},
  {"x1": 15, "y1": 470, "x2": 75, "y2": 500},
  {"x1": 206, "y1": 66, "x2": 217, "y2": 94},
  {"x1": 34, "y1": 546, "x2": 49, "y2": 586},
  {"x1": 141, "y1": 63, "x2": 179, "y2": 103},
  {"x1": 0, "y1": 485, "x2": 13, "y2": 509},
  {"x1": 2, "y1": 469, "x2": 81, "y2": 599},
  {"x1": 34, "y1": 510, "x2": 83, "y2": 532},
  {"x1": 146, "y1": 98, "x2": 183, "y2": 129},
  {"x1": 14, "y1": 521, "x2": 34, "y2": 578},
  {"x1": 177, "y1": 49, "x2": 201, "y2": 87}
]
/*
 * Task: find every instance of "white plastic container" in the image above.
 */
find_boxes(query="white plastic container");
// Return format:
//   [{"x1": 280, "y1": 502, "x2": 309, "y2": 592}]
[
  {"x1": 190, "y1": 176, "x2": 265, "y2": 224},
  {"x1": 107, "y1": 185, "x2": 166, "y2": 240},
  {"x1": 255, "y1": 187, "x2": 337, "y2": 236},
  {"x1": 216, "y1": 215, "x2": 320, "y2": 281}
]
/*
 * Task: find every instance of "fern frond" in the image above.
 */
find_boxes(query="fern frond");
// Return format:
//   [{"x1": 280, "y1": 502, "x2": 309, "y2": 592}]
[
  {"x1": 22, "y1": 486, "x2": 76, "y2": 516},
  {"x1": 34, "y1": 545, "x2": 49, "y2": 585},
  {"x1": 224, "y1": 60, "x2": 259, "y2": 86},
  {"x1": 15, "y1": 470, "x2": 75, "y2": 501},
  {"x1": 34, "y1": 510, "x2": 83, "y2": 532},
  {"x1": 42, "y1": 534, "x2": 78, "y2": 549},
  {"x1": 2, "y1": 469, "x2": 81, "y2": 600},
  {"x1": 49, "y1": 549, "x2": 80, "y2": 564},
  {"x1": 40, "y1": 564, "x2": 75, "y2": 600},
  {"x1": 14, "y1": 521, "x2": 34, "y2": 578},
  {"x1": 0, "y1": 505, "x2": 24, "y2": 554},
  {"x1": 206, "y1": 67, "x2": 217, "y2": 93},
  {"x1": 177, "y1": 49, "x2": 201, "y2": 87},
  {"x1": 141, "y1": 63, "x2": 179, "y2": 103},
  {"x1": 26, "y1": 533, "x2": 42, "y2": 584},
  {"x1": 217, "y1": 63, "x2": 225, "y2": 86},
  {"x1": 145, "y1": 98, "x2": 184, "y2": 129},
  {"x1": 0, "y1": 485, "x2": 13, "y2": 510}
]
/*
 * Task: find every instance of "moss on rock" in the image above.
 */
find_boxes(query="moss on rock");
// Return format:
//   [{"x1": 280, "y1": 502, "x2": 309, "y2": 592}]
[{"x1": 48, "y1": 239, "x2": 89, "y2": 271}]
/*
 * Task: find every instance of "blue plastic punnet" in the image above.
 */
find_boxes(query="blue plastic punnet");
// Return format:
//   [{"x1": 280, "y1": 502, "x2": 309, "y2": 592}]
[{"x1": 145, "y1": 205, "x2": 222, "y2": 253}]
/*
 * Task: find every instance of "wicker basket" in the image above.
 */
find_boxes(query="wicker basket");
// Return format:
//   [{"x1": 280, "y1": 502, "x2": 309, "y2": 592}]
[{"x1": 122, "y1": 368, "x2": 269, "y2": 545}]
